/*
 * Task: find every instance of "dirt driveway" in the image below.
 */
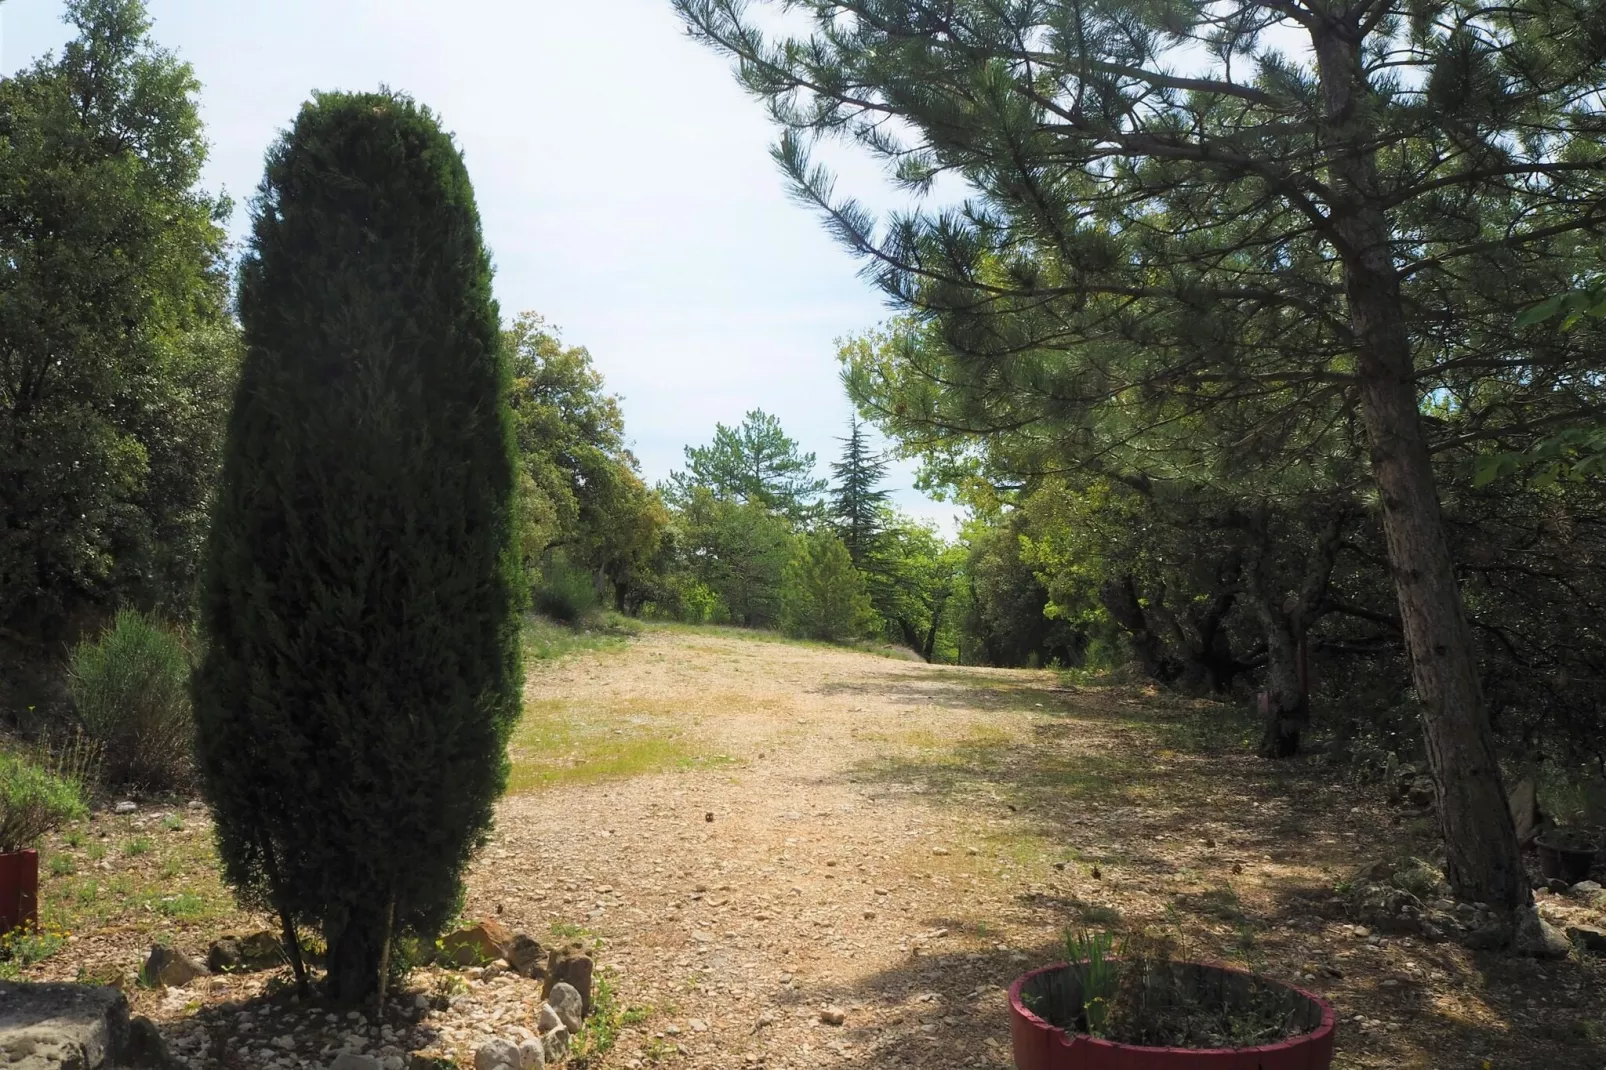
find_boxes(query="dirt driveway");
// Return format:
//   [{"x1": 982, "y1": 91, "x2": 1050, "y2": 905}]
[{"x1": 464, "y1": 626, "x2": 1606, "y2": 1070}]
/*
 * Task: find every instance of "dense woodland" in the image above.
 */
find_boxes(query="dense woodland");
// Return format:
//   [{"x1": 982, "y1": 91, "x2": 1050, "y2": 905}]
[{"x1": 4, "y1": 0, "x2": 1606, "y2": 974}]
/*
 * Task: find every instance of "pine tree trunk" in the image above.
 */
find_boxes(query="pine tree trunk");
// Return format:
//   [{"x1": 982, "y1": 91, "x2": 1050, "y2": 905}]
[{"x1": 1314, "y1": 21, "x2": 1529, "y2": 910}]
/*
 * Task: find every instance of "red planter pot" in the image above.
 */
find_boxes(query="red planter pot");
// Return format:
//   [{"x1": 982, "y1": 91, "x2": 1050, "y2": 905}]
[
  {"x1": 1010, "y1": 962, "x2": 1337, "y2": 1070},
  {"x1": 0, "y1": 850, "x2": 38, "y2": 934}
]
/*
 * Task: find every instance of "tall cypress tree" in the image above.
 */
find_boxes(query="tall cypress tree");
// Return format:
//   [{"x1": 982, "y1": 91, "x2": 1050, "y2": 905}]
[
  {"x1": 193, "y1": 90, "x2": 521, "y2": 1005},
  {"x1": 829, "y1": 417, "x2": 891, "y2": 567}
]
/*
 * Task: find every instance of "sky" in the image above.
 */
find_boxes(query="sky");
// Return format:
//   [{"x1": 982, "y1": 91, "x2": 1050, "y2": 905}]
[{"x1": 0, "y1": 0, "x2": 962, "y2": 530}]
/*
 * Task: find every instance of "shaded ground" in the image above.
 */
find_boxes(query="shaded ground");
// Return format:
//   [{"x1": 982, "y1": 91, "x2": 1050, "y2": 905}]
[{"x1": 17, "y1": 623, "x2": 1606, "y2": 1069}]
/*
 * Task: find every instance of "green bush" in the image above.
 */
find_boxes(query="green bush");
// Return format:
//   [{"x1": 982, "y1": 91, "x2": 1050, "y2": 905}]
[
  {"x1": 193, "y1": 90, "x2": 522, "y2": 1006},
  {"x1": 641, "y1": 575, "x2": 728, "y2": 624},
  {"x1": 66, "y1": 610, "x2": 193, "y2": 790},
  {"x1": 532, "y1": 555, "x2": 600, "y2": 623},
  {"x1": 780, "y1": 533, "x2": 879, "y2": 641},
  {"x1": 0, "y1": 752, "x2": 87, "y2": 853}
]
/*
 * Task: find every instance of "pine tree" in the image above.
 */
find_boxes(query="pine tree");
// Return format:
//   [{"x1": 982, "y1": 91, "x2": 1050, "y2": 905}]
[
  {"x1": 829, "y1": 417, "x2": 891, "y2": 568},
  {"x1": 669, "y1": 409, "x2": 827, "y2": 522},
  {"x1": 671, "y1": 0, "x2": 1606, "y2": 915},
  {"x1": 192, "y1": 90, "x2": 521, "y2": 1005}
]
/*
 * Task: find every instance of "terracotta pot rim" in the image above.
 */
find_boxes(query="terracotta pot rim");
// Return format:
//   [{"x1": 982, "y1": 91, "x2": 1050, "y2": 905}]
[{"x1": 1008, "y1": 960, "x2": 1338, "y2": 1056}]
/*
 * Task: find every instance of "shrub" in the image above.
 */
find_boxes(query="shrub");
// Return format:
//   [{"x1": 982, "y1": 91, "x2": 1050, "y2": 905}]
[
  {"x1": 193, "y1": 90, "x2": 522, "y2": 1006},
  {"x1": 532, "y1": 555, "x2": 600, "y2": 624},
  {"x1": 780, "y1": 533, "x2": 879, "y2": 641},
  {"x1": 66, "y1": 610, "x2": 192, "y2": 790},
  {"x1": 0, "y1": 752, "x2": 87, "y2": 853}
]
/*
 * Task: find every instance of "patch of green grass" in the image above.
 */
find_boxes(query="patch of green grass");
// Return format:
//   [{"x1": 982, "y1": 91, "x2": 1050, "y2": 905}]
[
  {"x1": 123, "y1": 837, "x2": 152, "y2": 857},
  {"x1": 522, "y1": 613, "x2": 640, "y2": 664},
  {"x1": 46, "y1": 854, "x2": 75, "y2": 877},
  {"x1": 149, "y1": 892, "x2": 210, "y2": 920},
  {"x1": 573, "y1": 969, "x2": 647, "y2": 1062},
  {"x1": 161, "y1": 814, "x2": 185, "y2": 832},
  {"x1": 507, "y1": 696, "x2": 701, "y2": 793},
  {"x1": 643, "y1": 620, "x2": 918, "y2": 660},
  {"x1": 63, "y1": 831, "x2": 82, "y2": 848},
  {"x1": 86, "y1": 843, "x2": 106, "y2": 862}
]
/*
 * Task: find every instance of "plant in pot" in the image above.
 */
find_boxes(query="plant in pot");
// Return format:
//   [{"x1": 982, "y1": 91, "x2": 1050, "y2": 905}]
[
  {"x1": 1012, "y1": 929, "x2": 1337, "y2": 1069},
  {"x1": 0, "y1": 752, "x2": 88, "y2": 935},
  {"x1": 1535, "y1": 826, "x2": 1600, "y2": 886}
]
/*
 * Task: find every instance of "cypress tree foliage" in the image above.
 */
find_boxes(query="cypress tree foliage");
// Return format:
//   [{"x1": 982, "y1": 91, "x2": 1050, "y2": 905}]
[
  {"x1": 829, "y1": 417, "x2": 891, "y2": 568},
  {"x1": 193, "y1": 90, "x2": 521, "y2": 1006}
]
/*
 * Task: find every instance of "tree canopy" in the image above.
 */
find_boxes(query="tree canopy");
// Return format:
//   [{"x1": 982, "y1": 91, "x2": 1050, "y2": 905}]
[
  {"x1": 669, "y1": 408, "x2": 828, "y2": 522},
  {"x1": 0, "y1": 0, "x2": 234, "y2": 644},
  {"x1": 672, "y1": 0, "x2": 1606, "y2": 912}
]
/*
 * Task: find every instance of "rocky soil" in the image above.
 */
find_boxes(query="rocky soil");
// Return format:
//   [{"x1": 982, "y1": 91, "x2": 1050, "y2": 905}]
[{"x1": 17, "y1": 625, "x2": 1606, "y2": 1069}]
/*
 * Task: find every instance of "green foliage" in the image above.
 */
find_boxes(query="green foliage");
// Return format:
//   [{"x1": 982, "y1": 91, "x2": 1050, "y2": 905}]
[
  {"x1": 66, "y1": 609, "x2": 193, "y2": 789},
  {"x1": 0, "y1": 0, "x2": 236, "y2": 642},
  {"x1": 0, "y1": 752, "x2": 86, "y2": 853},
  {"x1": 668, "y1": 409, "x2": 827, "y2": 522},
  {"x1": 780, "y1": 533, "x2": 878, "y2": 642},
  {"x1": 1063, "y1": 929, "x2": 1126, "y2": 1037},
  {"x1": 193, "y1": 89, "x2": 522, "y2": 1006},
  {"x1": 829, "y1": 417, "x2": 891, "y2": 566},
  {"x1": 665, "y1": 489, "x2": 796, "y2": 628},
  {"x1": 504, "y1": 313, "x2": 667, "y2": 607},
  {"x1": 531, "y1": 555, "x2": 601, "y2": 624}
]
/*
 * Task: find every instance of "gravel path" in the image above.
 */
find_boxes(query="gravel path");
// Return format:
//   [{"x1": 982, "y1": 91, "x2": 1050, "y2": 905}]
[
  {"x1": 466, "y1": 629, "x2": 1066, "y2": 1070},
  {"x1": 456, "y1": 626, "x2": 1606, "y2": 1070}
]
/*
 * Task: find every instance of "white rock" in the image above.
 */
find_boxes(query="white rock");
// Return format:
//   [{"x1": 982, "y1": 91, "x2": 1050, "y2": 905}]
[
  {"x1": 689, "y1": 1018, "x2": 708, "y2": 1033},
  {"x1": 114, "y1": 801, "x2": 137, "y2": 814},
  {"x1": 381, "y1": 1058, "x2": 405, "y2": 1070},
  {"x1": 537, "y1": 1004, "x2": 562, "y2": 1033},
  {"x1": 518, "y1": 1037, "x2": 546, "y2": 1069},
  {"x1": 475, "y1": 1038, "x2": 521, "y2": 1070},
  {"x1": 547, "y1": 983, "x2": 583, "y2": 1033},
  {"x1": 541, "y1": 1025, "x2": 570, "y2": 1063}
]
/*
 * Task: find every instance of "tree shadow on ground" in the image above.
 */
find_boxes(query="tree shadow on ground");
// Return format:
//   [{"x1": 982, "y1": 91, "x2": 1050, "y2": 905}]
[{"x1": 808, "y1": 665, "x2": 1606, "y2": 1069}]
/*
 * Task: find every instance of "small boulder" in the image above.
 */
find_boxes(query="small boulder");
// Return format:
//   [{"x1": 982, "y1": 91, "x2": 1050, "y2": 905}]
[
  {"x1": 114, "y1": 801, "x2": 137, "y2": 815},
  {"x1": 1349, "y1": 859, "x2": 1389, "y2": 884},
  {"x1": 820, "y1": 1006, "x2": 846, "y2": 1026},
  {"x1": 541, "y1": 1025, "x2": 570, "y2": 1063},
  {"x1": 123, "y1": 1015, "x2": 170, "y2": 1068},
  {"x1": 1513, "y1": 909, "x2": 1571, "y2": 960},
  {"x1": 1393, "y1": 857, "x2": 1448, "y2": 898},
  {"x1": 207, "y1": 930, "x2": 284, "y2": 974},
  {"x1": 1405, "y1": 776, "x2": 1437, "y2": 808},
  {"x1": 542, "y1": 945, "x2": 593, "y2": 1016},
  {"x1": 1568, "y1": 879, "x2": 1604, "y2": 900},
  {"x1": 442, "y1": 921, "x2": 513, "y2": 968},
  {"x1": 537, "y1": 1003, "x2": 562, "y2": 1033},
  {"x1": 474, "y1": 1038, "x2": 520, "y2": 1070},
  {"x1": 547, "y1": 983, "x2": 583, "y2": 1033},
  {"x1": 206, "y1": 937, "x2": 241, "y2": 974},
  {"x1": 1567, "y1": 925, "x2": 1606, "y2": 954},
  {"x1": 1508, "y1": 778, "x2": 1541, "y2": 847},
  {"x1": 332, "y1": 1056, "x2": 382, "y2": 1070},
  {"x1": 507, "y1": 934, "x2": 547, "y2": 979},
  {"x1": 518, "y1": 1036, "x2": 546, "y2": 1069},
  {"x1": 236, "y1": 930, "x2": 285, "y2": 968},
  {"x1": 142, "y1": 945, "x2": 206, "y2": 988}
]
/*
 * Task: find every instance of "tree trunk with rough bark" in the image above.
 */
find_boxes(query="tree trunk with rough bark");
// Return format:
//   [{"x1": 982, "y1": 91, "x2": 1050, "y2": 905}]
[{"x1": 1313, "y1": 16, "x2": 1529, "y2": 911}]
